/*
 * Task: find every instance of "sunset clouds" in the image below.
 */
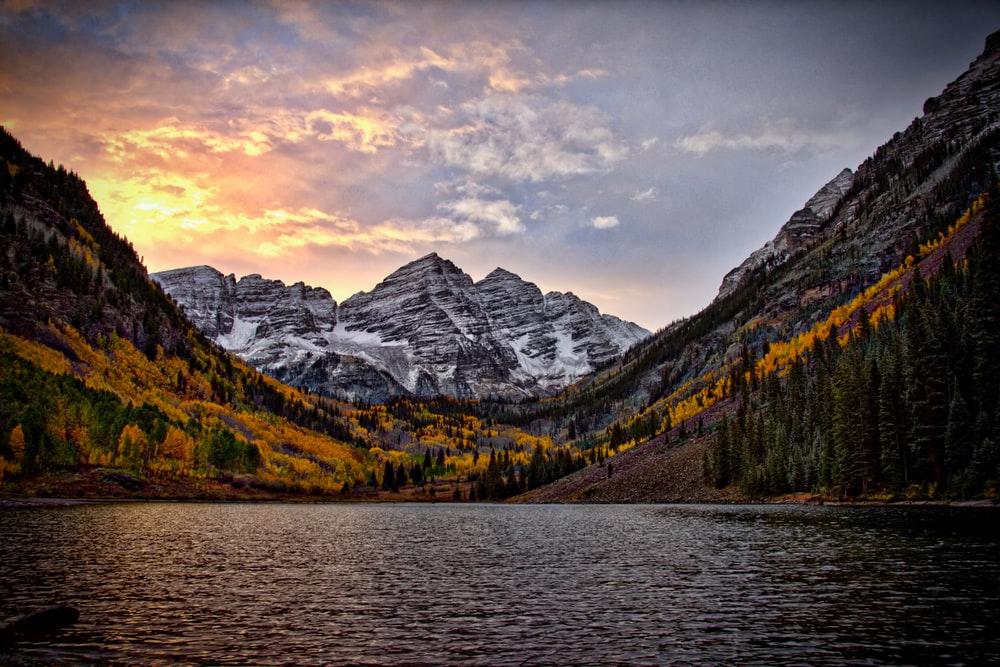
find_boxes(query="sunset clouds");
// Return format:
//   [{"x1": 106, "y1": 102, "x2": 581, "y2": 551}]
[
  {"x1": 428, "y1": 94, "x2": 627, "y2": 182},
  {"x1": 2, "y1": 1, "x2": 997, "y2": 328}
]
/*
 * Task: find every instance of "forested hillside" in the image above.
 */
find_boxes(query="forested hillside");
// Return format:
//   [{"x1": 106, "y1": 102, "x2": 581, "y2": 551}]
[
  {"x1": 517, "y1": 31, "x2": 1000, "y2": 502},
  {"x1": 0, "y1": 128, "x2": 582, "y2": 499},
  {"x1": 706, "y1": 192, "x2": 1000, "y2": 498}
]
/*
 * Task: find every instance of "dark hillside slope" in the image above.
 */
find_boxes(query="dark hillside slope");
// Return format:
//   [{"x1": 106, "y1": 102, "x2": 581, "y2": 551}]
[
  {"x1": 517, "y1": 30, "x2": 1000, "y2": 502},
  {"x1": 524, "y1": 194, "x2": 998, "y2": 502}
]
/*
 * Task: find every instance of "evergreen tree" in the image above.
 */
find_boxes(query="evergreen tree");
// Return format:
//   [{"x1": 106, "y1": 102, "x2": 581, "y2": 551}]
[
  {"x1": 969, "y1": 190, "x2": 1000, "y2": 420},
  {"x1": 879, "y1": 343, "x2": 910, "y2": 489},
  {"x1": 907, "y1": 307, "x2": 949, "y2": 487},
  {"x1": 381, "y1": 460, "x2": 396, "y2": 492},
  {"x1": 945, "y1": 380, "x2": 973, "y2": 492}
]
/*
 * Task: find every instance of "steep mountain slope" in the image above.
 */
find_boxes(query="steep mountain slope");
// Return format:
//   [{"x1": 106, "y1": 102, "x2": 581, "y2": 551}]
[
  {"x1": 716, "y1": 168, "x2": 855, "y2": 301},
  {"x1": 153, "y1": 255, "x2": 648, "y2": 401},
  {"x1": 513, "y1": 30, "x2": 1000, "y2": 501},
  {"x1": 0, "y1": 127, "x2": 380, "y2": 494},
  {"x1": 524, "y1": 193, "x2": 997, "y2": 502}
]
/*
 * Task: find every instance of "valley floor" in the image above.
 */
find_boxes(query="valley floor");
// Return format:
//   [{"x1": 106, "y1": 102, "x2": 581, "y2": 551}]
[
  {"x1": 4, "y1": 443, "x2": 997, "y2": 506},
  {"x1": 0, "y1": 467, "x2": 470, "y2": 504}
]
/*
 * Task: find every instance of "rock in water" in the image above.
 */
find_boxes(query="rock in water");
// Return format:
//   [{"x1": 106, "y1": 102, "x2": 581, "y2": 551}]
[{"x1": 0, "y1": 605, "x2": 79, "y2": 646}]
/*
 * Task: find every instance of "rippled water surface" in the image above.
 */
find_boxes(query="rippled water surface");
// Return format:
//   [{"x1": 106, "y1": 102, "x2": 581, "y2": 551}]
[{"x1": 1, "y1": 503, "x2": 998, "y2": 665}]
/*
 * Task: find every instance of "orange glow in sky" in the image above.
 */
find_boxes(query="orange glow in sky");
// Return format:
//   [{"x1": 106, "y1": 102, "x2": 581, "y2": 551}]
[{"x1": 4, "y1": 1, "x2": 997, "y2": 329}]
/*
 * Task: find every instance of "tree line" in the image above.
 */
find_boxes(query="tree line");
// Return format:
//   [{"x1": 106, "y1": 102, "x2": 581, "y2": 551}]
[{"x1": 706, "y1": 195, "x2": 1000, "y2": 498}]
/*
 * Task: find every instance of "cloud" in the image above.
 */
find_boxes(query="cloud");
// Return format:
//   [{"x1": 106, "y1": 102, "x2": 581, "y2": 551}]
[
  {"x1": 96, "y1": 106, "x2": 406, "y2": 167},
  {"x1": 303, "y1": 109, "x2": 400, "y2": 153},
  {"x1": 257, "y1": 213, "x2": 483, "y2": 257},
  {"x1": 630, "y1": 186, "x2": 658, "y2": 202},
  {"x1": 433, "y1": 178, "x2": 501, "y2": 198},
  {"x1": 271, "y1": 1, "x2": 346, "y2": 44},
  {"x1": 674, "y1": 120, "x2": 845, "y2": 156},
  {"x1": 428, "y1": 94, "x2": 628, "y2": 182},
  {"x1": 323, "y1": 46, "x2": 458, "y2": 97},
  {"x1": 394, "y1": 216, "x2": 482, "y2": 244},
  {"x1": 488, "y1": 66, "x2": 608, "y2": 93},
  {"x1": 1, "y1": 0, "x2": 45, "y2": 13},
  {"x1": 222, "y1": 65, "x2": 273, "y2": 89},
  {"x1": 94, "y1": 120, "x2": 273, "y2": 164},
  {"x1": 640, "y1": 137, "x2": 660, "y2": 151},
  {"x1": 86, "y1": 166, "x2": 479, "y2": 259},
  {"x1": 321, "y1": 42, "x2": 509, "y2": 97},
  {"x1": 529, "y1": 203, "x2": 569, "y2": 221},
  {"x1": 592, "y1": 215, "x2": 620, "y2": 229},
  {"x1": 318, "y1": 39, "x2": 606, "y2": 98},
  {"x1": 440, "y1": 197, "x2": 523, "y2": 235}
]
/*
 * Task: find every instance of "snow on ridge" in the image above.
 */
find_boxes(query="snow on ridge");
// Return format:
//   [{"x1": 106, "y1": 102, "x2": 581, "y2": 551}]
[{"x1": 153, "y1": 258, "x2": 651, "y2": 399}]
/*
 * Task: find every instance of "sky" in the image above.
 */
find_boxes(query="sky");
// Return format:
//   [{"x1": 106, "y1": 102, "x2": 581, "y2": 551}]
[{"x1": 2, "y1": 1, "x2": 999, "y2": 331}]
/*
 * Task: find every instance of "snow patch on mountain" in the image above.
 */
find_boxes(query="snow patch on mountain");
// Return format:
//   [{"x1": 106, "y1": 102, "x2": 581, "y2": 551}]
[{"x1": 153, "y1": 254, "x2": 649, "y2": 400}]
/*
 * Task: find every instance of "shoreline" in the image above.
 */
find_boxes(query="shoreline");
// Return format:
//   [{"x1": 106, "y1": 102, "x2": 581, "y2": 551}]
[
  {"x1": 2, "y1": 495, "x2": 996, "y2": 508},
  {"x1": 3, "y1": 465, "x2": 995, "y2": 509}
]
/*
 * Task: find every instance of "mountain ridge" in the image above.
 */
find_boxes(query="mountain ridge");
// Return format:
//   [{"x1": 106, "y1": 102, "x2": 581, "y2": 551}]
[
  {"x1": 716, "y1": 168, "x2": 856, "y2": 301},
  {"x1": 507, "y1": 28, "x2": 1000, "y2": 503},
  {"x1": 153, "y1": 257, "x2": 649, "y2": 401}
]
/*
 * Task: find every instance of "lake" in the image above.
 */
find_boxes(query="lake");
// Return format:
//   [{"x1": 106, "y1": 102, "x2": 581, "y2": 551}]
[{"x1": 1, "y1": 503, "x2": 998, "y2": 665}]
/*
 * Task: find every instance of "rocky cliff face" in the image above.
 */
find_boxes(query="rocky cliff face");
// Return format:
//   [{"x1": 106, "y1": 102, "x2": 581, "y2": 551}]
[
  {"x1": 719, "y1": 34, "x2": 1000, "y2": 306},
  {"x1": 542, "y1": 29, "x2": 1000, "y2": 447},
  {"x1": 716, "y1": 168, "x2": 855, "y2": 301},
  {"x1": 153, "y1": 255, "x2": 649, "y2": 400}
]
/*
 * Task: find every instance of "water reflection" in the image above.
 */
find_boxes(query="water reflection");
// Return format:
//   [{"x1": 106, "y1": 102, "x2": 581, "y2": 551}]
[{"x1": 1, "y1": 503, "x2": 997, "y2": 665}]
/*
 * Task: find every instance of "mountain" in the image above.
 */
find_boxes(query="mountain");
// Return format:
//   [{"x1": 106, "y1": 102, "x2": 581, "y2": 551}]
[
  {"x1": 4, "y1": 29, "x2": 999, "y2": 505},
  {"x1": 0, "y1": 126, "x2": 384, "y2": 496},
  {"x1": 0, "y1": 126, "x2": 590, "y2": 501},
  {"x1": 514, "y1": 30, "x2": 1000, "y2": 502},
  {"x1": 152, "y1": 256, "x2": 649, "y2": 401},
  {"x1": 716, "y1": 168, "x2": 855, "y2": 301}
]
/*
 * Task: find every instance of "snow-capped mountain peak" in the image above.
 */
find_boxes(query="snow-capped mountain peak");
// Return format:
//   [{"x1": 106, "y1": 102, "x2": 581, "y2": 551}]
[{"x1": 153, "y1": 256, "x2": 650, "y2": 401}]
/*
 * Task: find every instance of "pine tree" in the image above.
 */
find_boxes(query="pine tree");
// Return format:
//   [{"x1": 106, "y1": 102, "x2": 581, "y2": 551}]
[
  {"x1": 879, "y1": 343, "x2": 910, "y2": 489},
  {"x1": 710, "y1": 415, "x2": 732, "y2": 488},
  {"x1": 945, "y1": 380, "x2": 973, "y2": 491},
  {"x1": 832, "y1": 347, "x2": 864, "y2": 495},
  {"x1": 907, "y1": 307, "x2": 949, "y2": 488},
  {"x1": 860, "y1": 355, "x2": 882, "y2": 492},
  {"x1": 969, "y1": 192, "x2": 1000, "y2": 421},
  {"x1": 381, "y1": 460, "x2": 395, "y2": 492}
]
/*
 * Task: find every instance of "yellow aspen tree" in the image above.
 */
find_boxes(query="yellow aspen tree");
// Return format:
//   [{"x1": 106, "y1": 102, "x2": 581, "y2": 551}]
[
  {"x1": 160, "y1": 426, "x2": 194, "y2": 466},
  {"x1": 117, "y1": 424, "x2": 147, "y2": 468}
]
